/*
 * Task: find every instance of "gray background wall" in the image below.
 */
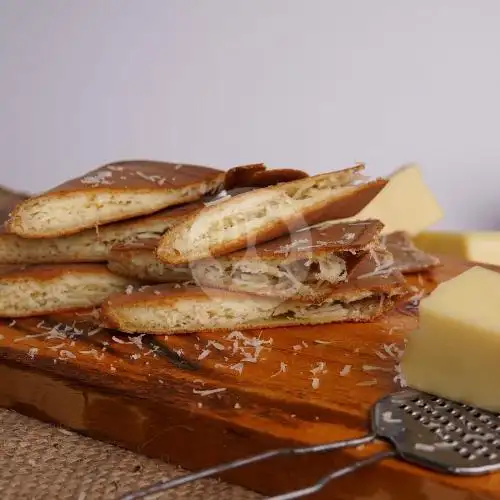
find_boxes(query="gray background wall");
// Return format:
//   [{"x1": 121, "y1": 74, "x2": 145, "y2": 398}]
[{"x1": 1, "y1": 0, "x2": 499, "y2": 229}]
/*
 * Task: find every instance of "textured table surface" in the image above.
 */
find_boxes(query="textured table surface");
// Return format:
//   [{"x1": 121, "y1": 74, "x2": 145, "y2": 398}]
[{"x1": 0, "y1": 408, "x2": 261, "y2": 500}]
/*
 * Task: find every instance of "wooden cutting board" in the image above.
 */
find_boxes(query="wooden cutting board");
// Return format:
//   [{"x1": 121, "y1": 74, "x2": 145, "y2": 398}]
[{"x1": 0, "y1": 256, "x2": 497, "y2": 499}]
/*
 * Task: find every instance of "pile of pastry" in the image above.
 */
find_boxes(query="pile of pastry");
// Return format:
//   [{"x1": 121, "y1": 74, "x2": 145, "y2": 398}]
[{"x1": 0, "y1": 160, "x2": 439, "y2": 334}]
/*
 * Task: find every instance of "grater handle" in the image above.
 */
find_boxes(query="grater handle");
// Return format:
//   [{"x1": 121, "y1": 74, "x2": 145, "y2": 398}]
[
  {"x1": 120, "y1": 434, "x2": 376, "y2": 500},
  {"x1": 268, "y1": 450, "x2": 396, "y2": 500}
]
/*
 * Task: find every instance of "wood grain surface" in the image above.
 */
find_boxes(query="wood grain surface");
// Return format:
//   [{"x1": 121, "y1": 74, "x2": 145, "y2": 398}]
[{"x1": 0, "y1": 255, "x2": 497, "y2": 499}]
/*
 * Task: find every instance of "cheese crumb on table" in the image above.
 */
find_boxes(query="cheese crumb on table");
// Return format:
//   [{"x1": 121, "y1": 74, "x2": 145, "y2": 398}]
[{"x1": 401, "y1": 266, "x2": 500, "y2": 413}]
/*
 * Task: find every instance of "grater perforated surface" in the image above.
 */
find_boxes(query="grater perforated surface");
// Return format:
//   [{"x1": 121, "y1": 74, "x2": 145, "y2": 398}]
[
  {"x1": 122, "y1": 389, "x2": 500, "y2": 499},
  {"x1": 373, "y1": 389, "x2": 500, "y2": 474}
]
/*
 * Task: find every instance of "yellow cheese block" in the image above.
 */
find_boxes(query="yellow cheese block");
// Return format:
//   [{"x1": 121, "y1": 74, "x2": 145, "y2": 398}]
[
  {"x1": 414, "y1": 231, "x2": 500, "y2": 266},
  {"x1": 338, "y1": 163, "x2": 443, "y2": 235},
  {"x1": 401, "y1": 266, "x2": 500, "y2": 413}
]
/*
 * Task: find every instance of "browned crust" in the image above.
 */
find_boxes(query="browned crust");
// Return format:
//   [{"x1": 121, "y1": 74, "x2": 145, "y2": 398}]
[
  {"x1": 383, "y1": 231, "x2": 441, "y2": 274},
  {"x1": 0, "y1": 264, "x2": 23, "y2": 276},
  {"x1": 101, "y1": 288, "x2": 397, "y2": 334},
  {"x1": 0, "y1": 263, "x2": 121, "y2": 282},
  {"x1": 6, "y1": 161, "x2": 225, "y2": 238},
  {"x1": 157, "y1": 166, "x2": 387, "y2": 264},
  {"x1": 42, "y1": 160, "x2": 224, "y2": 193},
  {"x1": 109, "y1": 237, "x2": 159, "y2": 255},
  {"x1": 219, "y1": 219, "x2": 384, "y2": 262},
  {"x1": 109, "y1": 219, "x2": 381, "y2": 263},
  {"x1": 224, "y1": 163, "x2": 308, "y2": 190}
]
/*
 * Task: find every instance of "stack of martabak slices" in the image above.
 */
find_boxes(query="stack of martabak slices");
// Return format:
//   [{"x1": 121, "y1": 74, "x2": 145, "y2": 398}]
[
  {"x1": 100, "y1": 164, "x2": 424, "y2": 335},
  {"x1": 0, "y1": 160, "x2": 228, "y2": 317}
]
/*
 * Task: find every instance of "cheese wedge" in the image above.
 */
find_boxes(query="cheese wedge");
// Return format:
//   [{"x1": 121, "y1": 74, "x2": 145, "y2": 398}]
[
  {"x1": 401, "y1": 266, "x2": 500, "y2": 413},
  {"x1": 335, "y1": 164, "x2": 443, "y2": 235},
  {"x1": 414, "y1": 231, "x2": 500, "y2": 266}
]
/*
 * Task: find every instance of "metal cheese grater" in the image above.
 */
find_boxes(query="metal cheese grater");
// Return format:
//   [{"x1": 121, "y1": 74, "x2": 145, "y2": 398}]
[{"x1": 120, "y1": 389, "x2": 500, "y2": 500}]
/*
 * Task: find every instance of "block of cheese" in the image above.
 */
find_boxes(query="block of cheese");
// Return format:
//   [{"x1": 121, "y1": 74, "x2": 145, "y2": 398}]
[
  {"x1": 414, "y1": 231, "x2": 500, "y2": 266},
  {"x1": 335, "y1": 164, "x2": 443, "y2": 235},
  {"x1": 401, "y1": 265, "x2": 500, "y2": 413}
]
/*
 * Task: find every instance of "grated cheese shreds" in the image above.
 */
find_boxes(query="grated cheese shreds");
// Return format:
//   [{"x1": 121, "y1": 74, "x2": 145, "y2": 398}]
[
  {"x1": 79, "y1": 349, "x2": 105, "y2": 360},
  {"x1": 414, "y1": 443, "x2": 435, "y2": 452},
  {"x1": 59, "y1": 350, "x2": 76, "y2": 359},
  {"x1": 234, "y1": 403, "x2": 241, "y2": 409},
  {"x1": 125, "y1": 285, "x2": 134, "y2": 295},
  {"x1": 271, "y1": 361, "x2": 287, "y2": 378},
  {"x1": 198, "y1": 349, "x2": 211, "y2": 360},
  {"x1": 373, "y1": 350, "x2": 388, "y2": 360},
  {"x1": 381, "y1": 343, "x2": 403, "y2": 359},
  {"x1": 314, "y1": 340, "x2": 331, "y2": 345},
  {"x1": 128, "y1": 334, "x2": 145, "y2": 349},
  {"x1": 49, "y1": 342, "x2": 67, "y2": 351},
  {"x1": 311, "y1": 377, "x2": 320, "y2": 389},
  {"x1": 362, "y1": 364, "x2": 393, "y2": 373},
  {"x1": 229, "y1": 362, "x2": 244, "y2": 375},
  {"x1": 356, "y1": 379, "x2": 378, "y2": 387},
  {"x1": 207, "y1": 340, "x2": 225, "y2": 351},
  {"x1": 393, "y1": 363, "x2": 407, "y2": 387},
  {"x1": 112, "y1": 336, "x2": 126, "y2": 344},
  {"x1": 339, "y1": 364, "x2": 352, "y2": 376},
  {"x1": 130, "y1": 353, "x2": 141, "y2": 360},
  {"x1": 81, "y1": 171, "x2": 113, "y2": 186},
  {"x1": 174, "y1": 348, "x2": 184, "y2": 357},
  {"x1": 8, "y1": 320, "x2": 15, "y2": 327},
  {"x1": 310, "y1": 361, "x2": 328, "y2": 376},
  {"x1": 136, "y1": 171, "x2": 166, "y2": 185},
  {"x1": 27, "y1": 347, "x2": 38, "y2": 359},
  {"x1": 382, "y1": 411, "x2": 402, "y2": 423},
  {"x1": 225, "y1": 330, "x2": 245, "y2": 341},
  {"x1": 193, "y1": 387, "x2": 227, "y2": 397}
]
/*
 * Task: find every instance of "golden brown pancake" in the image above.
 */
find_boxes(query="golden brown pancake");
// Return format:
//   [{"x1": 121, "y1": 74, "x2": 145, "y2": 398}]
[
  {"x1": 157, "y1": 164, "x2": 386, "y2": 264},
  {"x1": 6, "y1": 160, "x2": 225, "y2": 238},
  {"x1": 0, "y1": 263, "x2": 136, "y2": 317}
]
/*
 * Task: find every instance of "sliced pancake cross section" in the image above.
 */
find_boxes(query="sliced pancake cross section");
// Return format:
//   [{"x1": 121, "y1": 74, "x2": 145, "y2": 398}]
[
  {"x1": 157, "y1": 164, "x2": 387, "y2": 264},
  {"x1": 0, "y1": 264, "x2": 136, "y2": 317},
  {"x1": 107, "y1": 219, "x2": 388, "y2": 299},
  {"x1": 0, "y1": 200, "x2": 203, "y2": 265},
  {"x1": 6, "y1": 160, "x2": 225, "y2": 238},
  {"x1": 190, "y1": 219, "x2": 387, "y2": 299},
  {"x1": 100, "y1": 268, "x2": 407, "y2": 335},
  {"x1": 108, "y1": 238, "x2": 191, "y2": 283}
]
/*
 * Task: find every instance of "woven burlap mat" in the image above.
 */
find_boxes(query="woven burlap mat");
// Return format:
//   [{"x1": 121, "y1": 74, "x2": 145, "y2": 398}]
[{"x1": 0, "y1": 409, "x2": 262, "y2": 500}]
